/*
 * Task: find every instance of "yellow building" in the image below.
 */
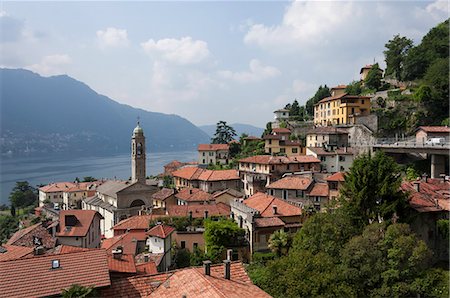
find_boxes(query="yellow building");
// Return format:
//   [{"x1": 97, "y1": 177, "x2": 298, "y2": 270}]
[
  {"x1": 360, "y1": 64, "x2": 384, "y2": 81},
  {"x1": 314, "y1": 86, "x2": 371, "y2": 126},
  {"x1": 263, "y1": 128, "x2": 305, "y2": 156}
]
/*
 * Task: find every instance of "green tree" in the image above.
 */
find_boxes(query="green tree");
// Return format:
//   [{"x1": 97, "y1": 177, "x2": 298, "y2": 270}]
[
  {"x1": 162, "y1": 175, "x2": 174, "y2": 188},
  {"x1": 262, "y1": 122, "x2": 272, "y2": 137},
  {"x1": 340, "y1": 151, "x2": 407, "y2": 228},
  {"x1": 0, "y1": 215, "x2": 19, "y2": 243},
  {"x1": 211, "y1": 121, "x2": 237, "y2": 144},
  {"x1": 9, "y1": 181, "x2": 37, "y2": 213},
  {"x1": 365, "y1": 63, "x2": 383, "y2": 90},
  {"x1": 203, "y1": 219, "x2": 245, "y2": 263},
  {"x1": 61, "y1": 284, "x2": 97, "y2": 298},
  {"x1": 345, "y1": 81, "x2": 362, "y2": 95},
  {"x1": 289, "y1": 100, "x2": 300, "y2": 117},
  {"x1": 405, "y1": 167, "x2": 420, "y2": 181},
  {"x1": 268, "y1": 229, "x2": 291, "y2": 257},
  {"x1": 384, "y1": 34, "x2": 413, "y2": 81},
  {"x1": 305, "y1": 85, "x2": 331, "y2": 115},
  {"x1": 190, "y1": 246, "x2": 207, "y2": 266},
  {"x1": 173, "y1": 248, "x2": 191, "y2": 268},
  {"x1": 423, "y1": 57, "x2": 449, "y2": 122},
  {"x1": 82, "y1": 176, "x2": 96, "y2": 182}
]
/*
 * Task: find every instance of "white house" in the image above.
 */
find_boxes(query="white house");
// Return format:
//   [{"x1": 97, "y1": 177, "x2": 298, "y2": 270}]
[{"x1": 145, "y1": 224, "x2": 175, "y2": 272}]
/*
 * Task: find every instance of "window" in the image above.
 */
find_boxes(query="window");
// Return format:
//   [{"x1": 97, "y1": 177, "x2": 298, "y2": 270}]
[
  {"x1": 296, "y1": 190, "x2": 304, "y2": 197},
  {"x1": 269, "y1": 139, "x2": 272, "y2": 145},
  {"x1": 315, "y1": 136, "x2": 318, "y2": 140},
  {"x1": 314, "y1": 197, "x2": 321, "y2": 203},
  {"x1": 280, "y1": 148, "x2": 286, "y2": 153},
  {"x1": 193, "y1": 243, "x2": 198, "y2": 249},
  {"x1": 339, "y1": 156, "x2": 345, "y2": 162},
  {"x1": 292, "y1": 148, "x2": 298, "y2": 154},
  {"x1": 320, "y1": 156, "x2": 326, "y2": 162},
  {"x1": 282, "y1": 190, "x2": 288, "y2": 200},
  {"x1": 362, "y1": 99, "x2": 365, "y2": 104},
  {"x1": 202, "y1": 152, "x2": 205, "y2": 156},
  {"x1": 181, "y1": 241, "x2": 186, "y2": 249},
  {"x1": 51, "y1": 260, "x2": 60, "y2": 269}
]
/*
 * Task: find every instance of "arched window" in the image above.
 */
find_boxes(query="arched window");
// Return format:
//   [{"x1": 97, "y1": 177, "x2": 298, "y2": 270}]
[
  {"x1": 137, "y1": 143, "x2": 142, "y2": 156},
  {"x1": 130, "y1": 199, "x2": 145, "y2": 208}
]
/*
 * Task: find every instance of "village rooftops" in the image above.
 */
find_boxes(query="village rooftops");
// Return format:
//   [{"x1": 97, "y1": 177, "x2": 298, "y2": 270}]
[
  {"x1": 56, "y1": 210, "x2": 103, "y2": 237},
  {"x1": 307, "y1": 147, "x2": 354, "y2": 156},
  {"x1": 7, "y1": 222, "x2": 56, "y2": 249},
  {"x1": 416, "y1": 126, "x2": 450, "y2": 133},
  {"x1": 0, "y1": 249, "x2": 110, "y2": 298},
  {"x1": 0, "y1": 245, "x2": 34, "y2": 261},
  {"x1": 113, "y1": 214, "x2": 168, "y2": 232},
  {"x1": 308, "y1": 183, "x2": 329, "y2": 197},
  {"x1": 239, "y1": 155, "x2": 320, "y2": 165},
  {"x1": 326, "y1": 172, "x2": 346, "y2": 182},
  {"x1": 272, "y1": 128, "x2": 291, "y2": 134},
  {"x1": 254, "y1": 217, "x2": 286, "y2": 228},
  {"x1": 152, "y1": 188, "x2": 175, "y2": 201},
  {"x1": 146, "y1": 224, "x2": 175, "y2": 239},
  {"x1": 39, "y1": 181, "x2": 76, "y2": 193},
  {"x1": 176, "y1": 188, "x2": 214, "y2": 202},
  {"x1": 172, "y1": 167, "x2": 240, "y2": 182},
  {"x1": 107, "y1": 254, "x2": 137, "y2": 274},
  {"x1": 101, "y1": 231, "x2": 148, "y2": 255},
  {"x1": 198, "y1": 144, "x2": 230, "y2": 151},
  {"x1": 401, "y1": 178, "x2": 450, "y2": 213},
  {"x1": 244, "y1": 193, "x2": 302, "y2": 217},
  {"x1": 307, "y1": 126, "x2": 348, "y2": 135},
  {"x1": 315, "y1": 93, "x2": 371, "y2": 105},
  {"x1": 166, "y1": 203, "x2": 231, "y2": 218},
  {"x1": 100, "y1": 261, "x2": 270, "y2": 298},
  {"x1": 266, "y1": 176, "x2": 313, "y2": 190}
]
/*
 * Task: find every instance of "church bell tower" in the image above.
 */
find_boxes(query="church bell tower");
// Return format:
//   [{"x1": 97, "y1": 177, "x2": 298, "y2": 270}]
[{"x1": 131, "y1": 121, "x2": 146, "y2": 183}]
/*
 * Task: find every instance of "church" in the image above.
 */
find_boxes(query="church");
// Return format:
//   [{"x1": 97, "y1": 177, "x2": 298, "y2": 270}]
[{"x1": 83, "y1": 122, "x2": 157, "y2": 238}]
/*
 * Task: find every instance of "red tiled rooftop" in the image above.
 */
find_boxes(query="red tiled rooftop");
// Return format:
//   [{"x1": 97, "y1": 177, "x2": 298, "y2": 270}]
[
  {"x1": 417, "y1": 126, "x2": 450, "y2": 133},
  {"x1": 146, "y1": 224, "x2": 175, "y2": 239},
  {"x1": 113, "y1": 214, "x2": 168, "y2": 231},
  {"x1": 136, "y1": 262, "x2": 158, "y2": 275},
  {"x1": 198, "y1": 169, "x2": 240, "y2": 181},
  {"x1": 401, "y1": 178, "x2": 450, "y2": 212},
  {"x1": 254, "y1": 217, "x2": 285, "y2": 228},
  {"x1": 166, "y1": 203, "x2": 231, "y2": 218},
  {"x1": 176, "y1": 188, "x2": 214, "y2": 202},
  {"x1": 0, "y1": 249, "x2": 110, "y2": 298},
  {"x1": 244, "y1": 193, "x2": 302, "y2": 217},
  {"x1": 326, "y1": 172, "x2": 346, "y2": 182},
  {"x1": 272, "y1": 128, "x2": 291, "y2": 134},
  {"x1": 198, "y1": 144, "x2": 230, "y2": 151},
  {"x1": 56, "y1": 210, "x2": 103, "y2": 237},
  {"x1": 7, "y1": 223, "x2": 56, "y2": 249},
  {"x1": 0, "y1": 245, "x2": 34, "y2": 261},
  {"x1": 152, "y1": 188, "x2": 175, "y2": 201},
  {"x1": 267, "y1": 176, "x2": 312, "y2": 190},
  {"x1": 108, "y1": 254, "x2": 137, "y2": 274},
  {"x1": 102, "y1": 231, "x2": 147, "y2": 256},
  {"x1": 172, "y1": 167, "x2": 204, "y2": 180},
  {"x1": 38, "y1": 181, "x2": 76, "y2": 193},
  {"x1": 308, "y1": 183, "x2": 329, "y2": 197}
]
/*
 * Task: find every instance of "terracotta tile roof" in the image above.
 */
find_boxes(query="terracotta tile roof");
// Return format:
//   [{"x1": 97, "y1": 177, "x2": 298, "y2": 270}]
[
  {"x1": 198, "y1": 169, "x2": 240, "y2": 181},
  {"x1": 172, "y1": 167, "x2": 204, "y2": 180},
  {"x1": 164, "y1": 160, "x2": 184, "y2": 169},
  {"x1": 239, "y1": 155, "x2": 320, "y2": 165},
  {"x1": 308, "y1": 183, "x2": 329, "y2": 197},
  {"x1": 244, "y1": 193, "x2": 302, "y2": 217},
  {"x1": 64, "y1": 181, "x2": 101, "y2": 193},
  {"x1": 55, "y1": 245, "x2": 93, "y2": 254},
  {"x1": 254, "y1": 217, "x2": 285, "y2": 228},
  {"x1": 212, "y1": 188, "x2": 245, "y2": 199},
  {"x1": 272, "y1": 128, "x2": 291, "y2": 134},
  {"x1": 307, "y1": 147, "x2": 353, "y2": 156},
  {"x1": 100, "y1": 272, "x2": 172, "y2": 297},
  {"x1": 39, "y1": 182, "x2": 76, "y2": 193},
  {"x1": 0, "y1": 249, "x2": 110, "y2": 298},
  {"x1": 307, "y1": 126, "x2": 348, "y2": 135},
  {"x1": 401, "y1": 179, "x2": 450, "y2": 212},
  {"x1": 316, "y1": 93, "x2": 370, "y2": 105},
  {"x1": 0, "y1": 245, "x2": 34, "y2": 261},
  {"x1": 96, "y1": 180, "x2": 137, "y2": 199},
  {"x1": 102, "y1": 231, "x2": 147, "y2": 255},
  {"x1": 56, "y1": 210, "x2": 103, "y2": 237},
  {"x1": 176, "y1": 188, "x2": 214, "y2": 202},
  {"x1": 198, "y1": 144, "x2": 230, "y2": 151},
  {"x1": 108, "y1": 254, "x2": 137, "y2": 273},
  {"x1": 7, "y1": 223, "x2": 56, "y2": 249},
  {"x1": 326, "y1": 172, "x2": 346, "y2": 182},
  {"x1": 417, "y1": 126, "x2": 450, "y2": 133},
  {"x1": 263, "y1": 134, "x2": 282, "y2": 140},
  {"x1": 152, "y1": 188, "x2": 175, "y2": 201},
  {"x1": 267, "y1": 176, "x2": 313, "y2": 190},
  {"x1": 113, "y1": 214, "x2": 167, "y2": 231},
  {"x1": 150, "y1": 262, "x2": 270, "y2": 298},
  {"x1": 146, "y1": 224, "x2": 175, "y2": 239},
  {"x1": 136, "y1": 261, "x2": 158, "y2": 275},
  {"x1": 166, "y1": 203, "x2": 231, "y2": 218}
]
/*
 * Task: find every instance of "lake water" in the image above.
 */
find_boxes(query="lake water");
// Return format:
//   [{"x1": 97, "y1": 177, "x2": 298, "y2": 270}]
[{"x1": 0, "y1": 150, "x2": 198, "y2": 205}]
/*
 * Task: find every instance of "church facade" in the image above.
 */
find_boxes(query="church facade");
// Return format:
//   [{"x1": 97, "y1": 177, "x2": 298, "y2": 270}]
[{"x1": 83, "y1": 123, "x2": 157, "y2": 238}]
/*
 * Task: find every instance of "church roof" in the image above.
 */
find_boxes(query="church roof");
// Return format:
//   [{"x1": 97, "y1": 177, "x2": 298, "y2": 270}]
[
  {"x1": 96, "y1": 180, "x2": 137, "y2": 199},
  {"x1": 133, "y1": 122, "x2": 144, "y2": 135},
  {"x1": 83, "y1": 195, "x2": 117, "y2": 212}
]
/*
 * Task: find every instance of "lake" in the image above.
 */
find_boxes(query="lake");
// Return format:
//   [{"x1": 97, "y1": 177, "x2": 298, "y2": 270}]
[{"x1": 0, "y1": 150, "x2": 198, "y2": 205}]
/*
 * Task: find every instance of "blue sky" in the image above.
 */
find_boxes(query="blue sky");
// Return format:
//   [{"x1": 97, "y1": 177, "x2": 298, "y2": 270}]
[{"x1": 1, "y1": 1, "x2": 448, "y2": 127}]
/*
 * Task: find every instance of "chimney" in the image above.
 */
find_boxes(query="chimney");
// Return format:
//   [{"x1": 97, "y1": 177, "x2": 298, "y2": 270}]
[
  {"x1": 112, "y1": 247, "x2": 123, "y2": 260},
  {"x1": 34, "y1": 246, "x2": 45, "y2": 255},
  {"x1": 440, "y1": 174, "x2": 446, "y2": 182},
  {"x1": 223, "y1": 260, "x2": 231, "y2": 280},
  {"x1": 204, "y1": 210, "x2": 209, "y2": 219},
  {"x1": 272, "y1": 205, "x2": 278, "y2": 215},
  {"x1": 227, "y1": 249, "x2": 233, "y2": 261},
  {"x1": 423, "y1": 173, "x2": 428, "y2": 183},
  {"x1": 413, "y1": 181, "x2": 420, "y2": 192},
  {"x1": 203, "y1": 260, "x2": 212, "y2": 276},
  {"x1": 144, "y1": 255, "x2": 149, "y2": 262}
]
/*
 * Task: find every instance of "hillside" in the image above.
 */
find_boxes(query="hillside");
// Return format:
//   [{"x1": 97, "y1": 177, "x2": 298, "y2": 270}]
[
  {"x1": 0, "y1": 69, "x2": 210, "y2": 155},
  {"x1": 199, "y1": 123, "x2": 264, "y2": 139}
]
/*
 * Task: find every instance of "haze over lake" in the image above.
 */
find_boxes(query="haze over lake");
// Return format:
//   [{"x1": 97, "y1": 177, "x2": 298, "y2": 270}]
[{"x1": 0, "y1": 150, "x2": 197, "y2": 205}]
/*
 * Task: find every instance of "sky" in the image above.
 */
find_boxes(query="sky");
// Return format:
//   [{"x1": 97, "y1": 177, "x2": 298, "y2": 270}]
[{"x1": 0, "y1": 1, "x2": 448, "y2": 128}]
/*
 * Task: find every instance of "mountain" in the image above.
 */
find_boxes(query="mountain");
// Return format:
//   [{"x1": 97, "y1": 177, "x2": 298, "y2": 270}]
[
  {"x1": 199, "y1": 123, "x2": 264, "y2": 139},
  {"x1": 0, "y1": 68, "x2": 210, "y2": 155}
]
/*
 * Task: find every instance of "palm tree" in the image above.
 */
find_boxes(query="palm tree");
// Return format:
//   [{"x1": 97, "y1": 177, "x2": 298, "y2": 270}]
[{"x1": 268, "y1": 229, "x2": 291, "y2": 257}]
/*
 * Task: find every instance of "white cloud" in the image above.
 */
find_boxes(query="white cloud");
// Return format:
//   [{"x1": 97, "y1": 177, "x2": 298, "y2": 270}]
[
  {"x1": 26, "y1": 54, "x2": 71, "y2": 76},
  {"x1": 426, "y1": 0, "x2": 448, "y2": 15},
  {"x1": 96, "y1": 27, "x2": 129, "y2": 48},
  {"x1": 218, "y1": 59, "x2": 280, "y2": 83},
  {"x1": 141, "y1": 36, "x2": 210, "y2": 65}
]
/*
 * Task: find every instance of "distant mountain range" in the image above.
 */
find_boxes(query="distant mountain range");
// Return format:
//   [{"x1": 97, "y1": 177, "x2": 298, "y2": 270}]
[
  {"x1": 0, "y1": 68, "x2": 210, "y2": 156},
  {"x1": 199, "y1": 123, "x2": 264, "y2": 139}
]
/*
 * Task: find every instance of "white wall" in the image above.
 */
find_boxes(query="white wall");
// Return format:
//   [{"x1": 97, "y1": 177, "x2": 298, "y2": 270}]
[{"x1": 146, "y1": 236, "x2": 165, "y2": 254}]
